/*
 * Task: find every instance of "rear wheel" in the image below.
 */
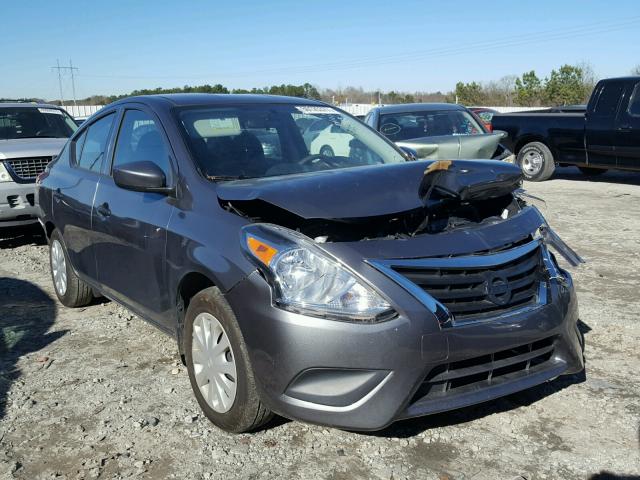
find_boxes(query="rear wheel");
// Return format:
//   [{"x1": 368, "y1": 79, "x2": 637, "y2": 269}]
[
  {"x1": 184, "y1": 287, "x2": 273, "y2": 433},
  {"x1": 578, "y1": 166, "x2": 607, "y2": 176},
  {"x1": 49, "y1": 229, "x2": 93, "y2": 307},
  {"x1": 517, "y1": 141, "x2": 555, "y2": 181}
]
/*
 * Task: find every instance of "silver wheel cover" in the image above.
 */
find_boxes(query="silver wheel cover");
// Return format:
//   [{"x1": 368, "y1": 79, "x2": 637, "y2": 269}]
[
  {"x1": 51, "y1": 239, "x2": 68, "y2": 296},
  {"x1": 192, "y1": 312, "x2": 238, "y2": 413},
  {"x1": 522, "y1": 149, "x2": 544, "y2": 176}
]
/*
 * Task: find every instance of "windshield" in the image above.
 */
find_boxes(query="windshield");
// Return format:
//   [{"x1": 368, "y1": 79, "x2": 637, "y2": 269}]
[
  {"x1": 0, "y1": 107, "x2": 78, "y2": 140},
  {"x1": 178, "y1": 104, "x2": 406, "y2": 179},
  {"x1": 379, "y1": 110, "x2": 484, "y2": 142}
]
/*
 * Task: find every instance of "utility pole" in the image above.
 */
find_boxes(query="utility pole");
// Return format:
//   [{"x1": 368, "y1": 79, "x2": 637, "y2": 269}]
[
  {"x1": 69, "y1": 60, "x2": 78, "y2": 107},
  {"x1": 51, "y1": 59, "x2": 79, "y2": 107},
  {"x1": 53, "y1": 59, "x2": 65, "y2": 106}
]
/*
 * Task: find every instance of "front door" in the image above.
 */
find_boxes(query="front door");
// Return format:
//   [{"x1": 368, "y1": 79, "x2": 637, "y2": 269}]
[
  {"x1": 615, "y1": 80, "x2": 640, "y2": 169},
  {"x1": 92, "y1": 107, "x2": 176, "y2": 328},
  {"x1": 585, "y1": 81, "x2": 625, "y2": 167}
]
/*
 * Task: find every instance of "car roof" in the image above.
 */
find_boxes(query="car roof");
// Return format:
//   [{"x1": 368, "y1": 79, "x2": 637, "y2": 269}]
[
  {"x1": 373, "y1": 103, "x2": 465, "y2": 114},
  {"x1": 469, "y1": 107, "x2": 499, "y2": 113},
  {"x1": 600, "y1": 76, "x2": 640, "y2": 83},
  {"x1": 109, "y1": 93, "x2": 325, "y2": 108},
  {"x1": 0, "y1": 102, "x2": 67, "y2": 109}
]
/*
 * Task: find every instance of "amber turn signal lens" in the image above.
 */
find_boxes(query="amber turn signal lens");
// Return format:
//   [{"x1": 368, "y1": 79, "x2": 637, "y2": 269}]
[{"x1": 247, "y1": 236, "x2": 278, "y2": 266}]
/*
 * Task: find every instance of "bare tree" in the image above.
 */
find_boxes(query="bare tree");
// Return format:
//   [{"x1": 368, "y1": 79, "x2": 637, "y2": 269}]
[{"x1": 632, "y1": 65, "x2": 640, "y2": 75}]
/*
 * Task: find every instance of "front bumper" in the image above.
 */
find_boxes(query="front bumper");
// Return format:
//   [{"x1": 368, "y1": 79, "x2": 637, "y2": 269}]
[
  {"x1": 225, "y1": 266, "x2": 584, "y2": 431},
  {"x1": 0, "y1": 181, "x2": 39, "y2": 227}
]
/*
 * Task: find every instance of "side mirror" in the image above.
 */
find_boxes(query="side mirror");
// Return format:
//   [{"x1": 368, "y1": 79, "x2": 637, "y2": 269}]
[
  {"x1": 113, "y1": 161, "x2": 173, "y2": 194},
  {"x1": 399, "y1": 146, "x2": 418, "y2": 160},
  {"x1": 493, "y1": 129, "x2": 508, "y2": 139}
]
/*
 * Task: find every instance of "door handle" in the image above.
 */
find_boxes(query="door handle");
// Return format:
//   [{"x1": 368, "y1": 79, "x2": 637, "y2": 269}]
[{"x1": 96, "y1": 202, "x2": 111, "y2": 218}]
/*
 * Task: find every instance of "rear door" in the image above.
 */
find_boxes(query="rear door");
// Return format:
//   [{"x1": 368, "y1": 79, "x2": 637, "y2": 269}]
[
  {"x1": 92, "y1": 106, "x2": 176, "y2": 328},
  {"x1": 615, "y1": 80, "x2": 640, "y2": 169},
  {"x1": 585, "y1": 80, "x2": 626, "y2": 167},
  {"x1": 52, "y1": 111, "x2": 117, "y2": 280}
]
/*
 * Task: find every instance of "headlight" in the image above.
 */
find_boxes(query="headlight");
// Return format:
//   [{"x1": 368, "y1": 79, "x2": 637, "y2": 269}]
[
  {"x1": 0, "y1": 162, "x2": 12, "y2": 183},
  {"x1": 241, "y1": 224, "x2": 395, "y2": 322}
]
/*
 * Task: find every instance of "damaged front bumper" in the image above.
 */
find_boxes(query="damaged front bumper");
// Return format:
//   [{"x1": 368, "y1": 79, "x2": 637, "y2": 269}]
[{"x1": 224, "y1": 207, "x2": 584, "y2": 430}]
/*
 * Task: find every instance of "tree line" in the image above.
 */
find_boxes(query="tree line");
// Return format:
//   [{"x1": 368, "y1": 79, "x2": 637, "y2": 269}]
[{"x1": 4, "y1": 63, "x2": 639, "y2": 107}]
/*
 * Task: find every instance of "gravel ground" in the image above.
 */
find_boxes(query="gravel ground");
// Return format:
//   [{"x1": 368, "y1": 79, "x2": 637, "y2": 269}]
[{"x1": 1, "y1": 167, "x2": 639, "y2": 480}]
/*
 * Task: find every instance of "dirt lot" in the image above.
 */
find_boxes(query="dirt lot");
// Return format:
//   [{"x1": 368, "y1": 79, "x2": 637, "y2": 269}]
[{"x1": 1, "y1": 167, "x2": 639, "y2": 480}]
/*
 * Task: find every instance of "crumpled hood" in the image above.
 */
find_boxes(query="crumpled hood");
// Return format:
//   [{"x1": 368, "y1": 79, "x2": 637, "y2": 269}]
[
  {"x1": 396, "y1": 133, "x2": 502, "y2": 160},
  {"x1": 216, "y1": 159, "x2": 513, "y2": 220},
  {"x1": 0, "y1": 138, "x2": 67, "y2": 160}
]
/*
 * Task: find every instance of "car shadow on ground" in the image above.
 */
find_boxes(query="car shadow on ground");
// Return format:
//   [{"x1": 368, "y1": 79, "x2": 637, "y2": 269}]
[
  {"x1": 550, "y1": 167, "x2": 640, "y2": 186},
  {"x1": 372, "y1": 369, "x2": 587, "y2": 439},
  {"x1": 0, "y1": 224, "x2": 46, "y2": 249},
  {"x1": 589, "y1": 473, "x2": 640, "y2": 480},
  {"x1": 0, "y1": 277, "x2": 63, "y2": 419}
]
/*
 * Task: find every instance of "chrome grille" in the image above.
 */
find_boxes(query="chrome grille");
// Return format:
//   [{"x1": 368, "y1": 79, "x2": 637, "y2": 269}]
[
  {"x1": 5, "y1": 157, "x2": 51, "y2": 181},
  {"x1": 368, "y1": 240, "x2": 548, "y2": 324}
]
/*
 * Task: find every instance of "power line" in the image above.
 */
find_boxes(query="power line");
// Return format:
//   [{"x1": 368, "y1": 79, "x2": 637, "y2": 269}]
[
  {"x1": 74, "y1": 16, "x2": 640, "y2": 82},
  {"x1": 51, "y1": 59, "x2": 79, "y2": 106}
]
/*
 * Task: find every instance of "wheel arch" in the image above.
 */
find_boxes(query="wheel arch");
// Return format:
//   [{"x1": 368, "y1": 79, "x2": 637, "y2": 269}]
[
  {"x1": 44, "y1": 220, "x2": 56, "y2": 240},
  {"x1": 175, "y1": 270, "x2": 218, "y2": 363},
  {"x1": 514, "y1": 135, "x2": 550, "y2": 155}
]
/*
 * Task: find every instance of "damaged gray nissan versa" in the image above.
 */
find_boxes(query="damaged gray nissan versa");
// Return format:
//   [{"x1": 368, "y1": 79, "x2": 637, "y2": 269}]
[{"x1": 36, "y1": 94, "x2": 585, "y2": 433}]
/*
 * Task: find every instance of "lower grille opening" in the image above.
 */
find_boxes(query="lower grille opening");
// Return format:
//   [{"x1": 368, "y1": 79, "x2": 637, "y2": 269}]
[
  {"x1": 411, "y1": 336, "x2": 557, "y2": 405},
  {"x1": 26, "y1": 194, "x2": 35, "y2": 206}
]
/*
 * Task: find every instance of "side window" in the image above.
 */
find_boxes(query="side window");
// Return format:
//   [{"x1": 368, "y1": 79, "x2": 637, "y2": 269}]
[
  {"x1": 112, "y1": 110, "x2": 170, "y2": 178},
  {"x1": 593, "y1": 82, "x2": 625, "y2": 117},
  {"x1": 76, "y1": 113, "x2": 115, "y2": 172},
  {"x1": 55, "y1": 141, "x2": 71, "y2": 166},
  {"x1": 628, "y1": 83, "x2": 640, "y2": 117},
  {"x1": 73, "y1": 129, "x2": 87, "y2": 163}
]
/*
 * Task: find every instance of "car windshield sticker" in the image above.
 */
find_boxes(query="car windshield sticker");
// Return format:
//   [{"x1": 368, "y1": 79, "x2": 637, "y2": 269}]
[
  {"x1": 295, "y1": 106, "x2": 336, "y2": 115},
  {"x1": 38, "y1": 108, "x2": 63, "y2": 115}
]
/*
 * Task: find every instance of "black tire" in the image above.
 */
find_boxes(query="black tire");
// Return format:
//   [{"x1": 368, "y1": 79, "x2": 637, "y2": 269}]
[
  {"x1": 49, "y1": 229, "x2": 93, "y2": 307},
  {"x1": 319, "y1": 145, "x2": 335, "y2": 157},
  {"x1": 578, "y1": 166, "x2": 607, "y2": 176},
  {"x1": 184, "y1": 287, "x2": 273, "y2": 433},
  {"x1": 516, "y1": 141, "x2": 556, "y2": 182}
]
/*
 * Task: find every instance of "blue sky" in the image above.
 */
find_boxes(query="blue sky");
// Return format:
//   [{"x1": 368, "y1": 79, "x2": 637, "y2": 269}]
[{"x1": 2, "y1": 0, "x2": 639, "y2": 100}]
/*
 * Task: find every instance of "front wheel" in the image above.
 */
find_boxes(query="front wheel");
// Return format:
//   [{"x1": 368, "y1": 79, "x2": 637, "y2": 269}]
[
  {"x1": 184, "y1": 287, "x2": 273, "y2": 433},
  {"x1": 516, "y1": 141, "x2": 556, "y2": 181}
]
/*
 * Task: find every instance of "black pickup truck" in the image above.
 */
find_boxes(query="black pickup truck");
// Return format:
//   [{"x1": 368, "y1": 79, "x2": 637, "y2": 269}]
[{"x1": 493, "y1": 76, "x2": 640, "y2": 181}]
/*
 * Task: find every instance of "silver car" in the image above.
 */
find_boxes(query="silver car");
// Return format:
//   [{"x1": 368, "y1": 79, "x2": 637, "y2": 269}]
[
  {"x1": 0, "y1": 103, "x2": 77, "y2": 227},
  {"x1": 365, "y1": 103, "x2": 514, "y2": 162}
]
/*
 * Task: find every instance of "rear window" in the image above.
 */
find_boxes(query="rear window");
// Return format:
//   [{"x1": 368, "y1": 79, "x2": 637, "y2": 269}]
[
  {"x1": 0, "y1": 107, "x2": 78, "y2": 140},
  {"x1": 593, "y1": 82, "x2": 625, "y2": 116},
  {"x1": 379, "y1": 110, "x2": 483, "y2": 142},
  {"x1": 628, "y1": 83, "x2": 640, "y2": 116}
]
